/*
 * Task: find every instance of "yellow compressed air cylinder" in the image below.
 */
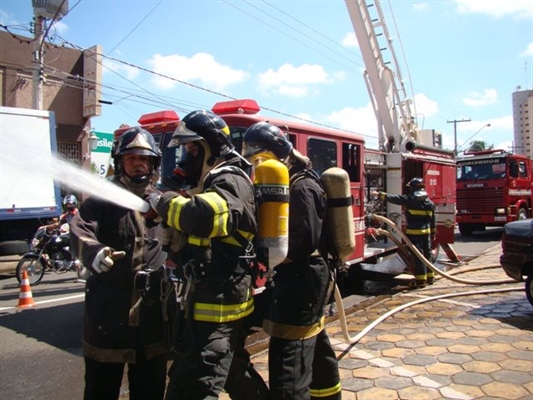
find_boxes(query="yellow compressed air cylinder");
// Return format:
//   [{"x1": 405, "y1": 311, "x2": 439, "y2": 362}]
[
  {"x1": 254, "y1": 159, "x2": 289, "y2": 269},
  {"x1": 320, "y1": 167, "x2": 356, "y2": 260}
]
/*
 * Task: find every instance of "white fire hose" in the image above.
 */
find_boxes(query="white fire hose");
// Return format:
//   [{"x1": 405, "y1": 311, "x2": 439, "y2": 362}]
[{"x1": 334, "y1": 215, "x2": 521, "y2": 345}]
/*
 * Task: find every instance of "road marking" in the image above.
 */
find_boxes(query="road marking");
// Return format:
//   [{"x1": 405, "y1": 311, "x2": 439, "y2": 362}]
[{"x1": 0, "y1": 293, "x2": 85, "y2": 311}]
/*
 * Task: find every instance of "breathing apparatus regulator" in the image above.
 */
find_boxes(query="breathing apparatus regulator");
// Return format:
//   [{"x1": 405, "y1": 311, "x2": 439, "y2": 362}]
[{"x1": 166, "y1": 110, "x2": 235, "y2": 190}]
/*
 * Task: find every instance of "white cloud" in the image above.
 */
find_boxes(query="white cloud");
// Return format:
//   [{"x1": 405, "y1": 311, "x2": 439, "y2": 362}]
[
  {"x1": 342, "y1": 32, "x2": 359, "y2": 48},
  {"x1": 52, "y1": 20, "x2": 68, "y2": 35},
  {"x1": 326, "y1": 103, "x2": 378, "y2": 143},
  {"x1": 257, "y1": 63, "x2": 331, "y2": 98},
  {"x1": 454, "y1": 0, "x2": 532, "y2": 19},
  {"x1": 520, "y1": 42, "x2": 533, "y2": 57},
  {"x1": 413, "y1": 3, "x2": 429, "y2": 12},
  {"x1": 413, "y1": 93, "x2": 439, "y2": 118},
  {"x1": 102, "y1": 58, "x2": 139, "y2": 80},
  {"x1": 463, "y1": 89, "x2": 498, "y2": 106},
  {"x1": 147, "y1": 52, "x2": 248, "y2": 91}
]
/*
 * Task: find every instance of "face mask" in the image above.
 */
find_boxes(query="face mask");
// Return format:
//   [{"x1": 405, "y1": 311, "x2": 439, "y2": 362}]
[{"x1": 179, "y1": 144, "x2": 205, "y2": 186}]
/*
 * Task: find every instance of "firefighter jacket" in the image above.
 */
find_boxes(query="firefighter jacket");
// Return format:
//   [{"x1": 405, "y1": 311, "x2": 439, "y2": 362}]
[
  {"x1": 379, "y1": 192, "x2": 436, "y2": 236},
  {"x1": 155, "y1": 158, "x2": 257, "y2": 324},
  {"x1": 70, "y1": 178, "x2": 173, "y2": 364},
  {"x1": 263, "y1": 167, "x2": 332, "y2": 340}
]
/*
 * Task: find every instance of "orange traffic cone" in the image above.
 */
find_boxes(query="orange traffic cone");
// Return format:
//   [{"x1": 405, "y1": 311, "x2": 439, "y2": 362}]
[{"x1": 17, "y1": 270, "x2": 35, "y2": 309}]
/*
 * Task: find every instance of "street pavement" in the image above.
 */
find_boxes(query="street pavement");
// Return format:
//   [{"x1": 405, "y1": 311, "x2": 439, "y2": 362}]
[{"x1": 223, "y1": 245, "x2": 533, "y2": 400}]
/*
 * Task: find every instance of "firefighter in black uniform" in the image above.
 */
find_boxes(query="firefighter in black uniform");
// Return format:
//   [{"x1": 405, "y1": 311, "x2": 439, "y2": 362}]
[
  {"x1": 70, "y1": 127, "x2": 174, "y2": 400},
  {"x1": 372, "y1": 177, "x2": 436, "y2": 288},
  {"x1": 241, "y1": 122, "x2": 342, "y2": 400},
  {"x1": 146, "y1": 110, "x2": 269, "y2": 400}
]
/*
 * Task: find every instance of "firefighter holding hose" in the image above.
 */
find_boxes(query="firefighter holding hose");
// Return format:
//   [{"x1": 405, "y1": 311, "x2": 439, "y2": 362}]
[
  {"x1": 145, "y1": 110, "x2": 268, "y2": 400},
  {"x1": 372, "y1": 177, "x2": 436, "y2": 288}
]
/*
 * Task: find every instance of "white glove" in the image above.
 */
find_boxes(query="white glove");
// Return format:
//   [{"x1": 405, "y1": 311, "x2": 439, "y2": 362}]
[
  {"x1": 157, "y1": 225, "x2": 187, "y2": 253},
  {"x1": 92, "y1": 247, "x2": 126, "y2": 274},
  {"x1": 145, "y1": 193, "x2": 161, "y2": 214}
]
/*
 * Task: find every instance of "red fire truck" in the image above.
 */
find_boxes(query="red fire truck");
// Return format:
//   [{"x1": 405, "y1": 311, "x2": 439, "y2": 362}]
[
  {"x1": 113, "y1": 98, "x2": 457, "y2": 272},
  {"x1": 456, "y1": 149, "x2": 533, "y2": 236}
]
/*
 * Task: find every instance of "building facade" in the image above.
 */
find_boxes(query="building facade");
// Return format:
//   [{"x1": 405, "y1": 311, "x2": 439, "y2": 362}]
[
  {"x1": 512, "y1": 89, "x2": 533, "y2": 158},
  {"x1": 0, "y1": 30, "x2": 98, "y2": 168}
]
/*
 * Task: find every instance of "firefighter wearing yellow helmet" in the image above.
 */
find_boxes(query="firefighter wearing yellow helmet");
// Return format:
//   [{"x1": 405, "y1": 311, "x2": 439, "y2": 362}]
[
  {"x1": 242, "y1": 121, "x2": 342, "y2": 400},
  {"x1": 146, "y1": 110, "x2": 269, "y2": 399}
]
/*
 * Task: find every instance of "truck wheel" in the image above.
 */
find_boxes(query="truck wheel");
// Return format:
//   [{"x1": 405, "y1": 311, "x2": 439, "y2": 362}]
[
  {"x1": 458, "y1": 223, "x2": 474, "y2": 236},
  {"x1": 518, "y1": 207, "x2": 528, "y2": 220},
  {"x1": 526, "y1": 274, "x2": 533, "y2": 307},
  {"x1": 0, "y1": 241, "x2": 29, "y2": 256}
]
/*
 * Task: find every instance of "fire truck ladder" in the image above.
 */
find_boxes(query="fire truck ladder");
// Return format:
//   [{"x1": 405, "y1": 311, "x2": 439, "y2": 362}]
[{"x1": 345, "y1": 0, "x2": 418, "y2": 152}]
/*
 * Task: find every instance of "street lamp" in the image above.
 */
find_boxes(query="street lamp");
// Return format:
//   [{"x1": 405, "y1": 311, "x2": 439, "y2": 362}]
[
  {"x1": 83, "y1": 129, "x2": 99, "y2": 160},
  {"x1": 88, "y1": 130, "x2": 99, "y2": 151},
  {"x1": 457, "y1": 123, "x2": 491, "y2": 154}
]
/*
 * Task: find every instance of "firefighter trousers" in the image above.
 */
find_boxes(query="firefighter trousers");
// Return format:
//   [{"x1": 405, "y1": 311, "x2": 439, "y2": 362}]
[
  {"x1": 269, "y1": 329, "x2": 341, "y2": 400},
  {"x1": 408, "y1": 234, "x2": 434, "y2": 282},
  {"x1": 165, "y1": 317, "x2": 266, "y2": 400}
]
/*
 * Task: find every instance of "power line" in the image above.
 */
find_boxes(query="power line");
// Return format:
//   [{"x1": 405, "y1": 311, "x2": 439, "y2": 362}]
[{"x1": 447, "y1": 118, "x2": 471, "y2": 156}]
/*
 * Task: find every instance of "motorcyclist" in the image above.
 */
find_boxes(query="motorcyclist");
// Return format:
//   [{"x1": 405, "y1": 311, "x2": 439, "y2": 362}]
[
  {"x1": 146, "y1": 110, "x2": 268, "y2": 400},
  {"x1": 241, "y1": 121, "x2": 342, "y2": 400},
  {"x1": 70, "y1": 127, "x2": 174, "y2": 400},
  {"x1": 43, "y1": 194, "x2": 79, "y2": 233},
  {"x1": 372, "y1": 177, "x2": 436, "y2": 288}
]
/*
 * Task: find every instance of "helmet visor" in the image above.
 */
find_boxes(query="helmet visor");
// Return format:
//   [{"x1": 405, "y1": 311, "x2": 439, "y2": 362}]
[
  {"x1": 123, "y1": 148, "x2": 158, "y2": 157},
  {"x1": 242, "y1": 141, "x2": 265, "y2": 159},
  {"x1": 169, "y1": 121, "x2": 203, "y2": 148}
]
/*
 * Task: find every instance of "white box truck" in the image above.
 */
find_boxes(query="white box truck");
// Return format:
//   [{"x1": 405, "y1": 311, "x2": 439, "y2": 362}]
[{"x1": 0, "y1": 106, "x2": 62, "y2": 256}]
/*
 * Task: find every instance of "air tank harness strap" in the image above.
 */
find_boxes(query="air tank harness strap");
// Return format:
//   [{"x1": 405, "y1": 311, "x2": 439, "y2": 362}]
[{"x1": 173, "y1": 259, "x2": 200, "y2": 358}]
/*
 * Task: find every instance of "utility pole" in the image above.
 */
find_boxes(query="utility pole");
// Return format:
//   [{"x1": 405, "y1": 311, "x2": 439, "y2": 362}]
[
  {"x1": 31, "y1": 14, "x2": 45, "y2": 110},
  {"x1": 448, "y1": 118, "x2": 471, "y2": 156}
]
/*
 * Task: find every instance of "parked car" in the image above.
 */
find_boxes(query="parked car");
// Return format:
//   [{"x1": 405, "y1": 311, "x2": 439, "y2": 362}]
[{"x1": 499, "y1": 218, "x2": 533, "y2": 306}]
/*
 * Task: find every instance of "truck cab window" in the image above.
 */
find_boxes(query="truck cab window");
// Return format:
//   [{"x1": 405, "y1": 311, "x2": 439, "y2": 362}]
[
  {"x1": 308, "y1": 138, "x2": 337, "y2": 175},
  {"x1": 519, "y1": 161, "x2": 527, "y2": 177}
]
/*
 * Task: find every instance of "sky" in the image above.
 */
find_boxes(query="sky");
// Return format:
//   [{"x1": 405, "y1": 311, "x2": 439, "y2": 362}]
[{"x1": 1, "y1": 0, "x2": 532, "y2": 153}]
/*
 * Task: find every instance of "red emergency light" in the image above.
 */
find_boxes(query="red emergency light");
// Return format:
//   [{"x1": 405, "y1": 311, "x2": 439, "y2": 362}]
[
  {"x1": 212, "y1": 99, "x2": 260, "y2": 115},
  {"x1": 138, "y1": 110, "x2": 180, "y2": 125}
]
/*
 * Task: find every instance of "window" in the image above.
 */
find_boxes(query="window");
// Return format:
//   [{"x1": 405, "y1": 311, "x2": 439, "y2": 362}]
[
  {"x1": 342, "y1": 142, "x2": 361, "y2": 182},
  {"x1": 307, "y1": 138, "x2": 336, "y2": 175},
  {"x1": 519, "y1": 161, "x2": 527, "y2": 177}
]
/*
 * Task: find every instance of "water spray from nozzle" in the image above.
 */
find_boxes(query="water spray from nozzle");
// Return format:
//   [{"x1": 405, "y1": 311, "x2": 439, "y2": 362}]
[{"x1": 3, "y1": 145, "x2": 152, "y2": 213}]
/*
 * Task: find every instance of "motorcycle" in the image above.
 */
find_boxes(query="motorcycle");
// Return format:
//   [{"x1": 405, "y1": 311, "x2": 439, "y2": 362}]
[{"x1": 16, "y1": 224, "x2": 90, "y2": 286}]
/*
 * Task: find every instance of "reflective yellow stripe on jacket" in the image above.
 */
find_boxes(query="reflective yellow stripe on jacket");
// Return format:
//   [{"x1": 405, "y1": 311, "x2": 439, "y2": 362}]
[
  {"x1": 406, "y1": 208, "x2": 433, "y2": 217},
  {"x1": 193, "y1": 290, "x2": 254, "y2": 323},
  {"x1": 405, "y1": 227, "x2": 431, "y2": 235},
  {"x1": 166, "y1": 192, "x2": 230, "y2": 238}
]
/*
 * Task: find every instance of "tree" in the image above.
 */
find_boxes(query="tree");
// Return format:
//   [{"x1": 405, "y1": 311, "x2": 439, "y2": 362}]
[{"x1": 467, "y1": 140, "x2": 494, "y2": 153}]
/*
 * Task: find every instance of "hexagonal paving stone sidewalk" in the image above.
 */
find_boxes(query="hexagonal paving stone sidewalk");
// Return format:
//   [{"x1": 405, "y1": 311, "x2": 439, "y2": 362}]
[{"x1": 221, "y1": 246, "x2": 533, "y2": 399}]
